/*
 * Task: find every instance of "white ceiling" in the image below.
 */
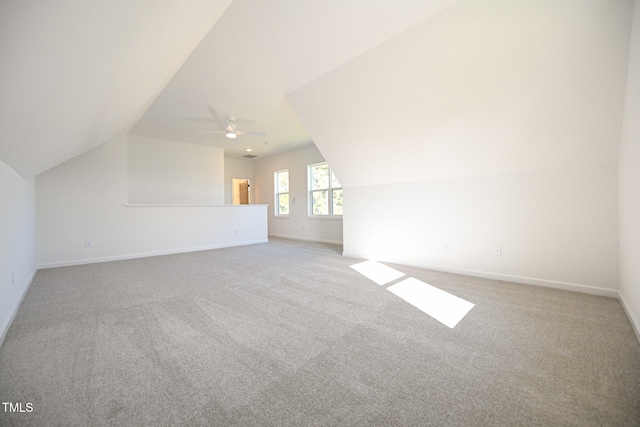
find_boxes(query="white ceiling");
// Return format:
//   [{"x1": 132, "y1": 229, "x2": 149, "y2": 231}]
[
  {"x1": 131, "y1": 0, "x2": 464, "y2": 159},
  {"x1": 0, "y1": 0, "x2": 462, "y2": 177},
  {"x1": 4, "y1": 0, "x2": 626, "y2": 185},
  {"x1": 0, "y1": 0, "x2": 233, "y2": 178}
]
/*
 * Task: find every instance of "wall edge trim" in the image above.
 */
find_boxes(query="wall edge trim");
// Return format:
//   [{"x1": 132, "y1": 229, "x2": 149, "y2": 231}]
[
  {"x1": 341, "y1": 252, "x2": 619, "y2": 298},
  {"x1": 36, "y1": 240, "x2": 268, "y2": 269}
]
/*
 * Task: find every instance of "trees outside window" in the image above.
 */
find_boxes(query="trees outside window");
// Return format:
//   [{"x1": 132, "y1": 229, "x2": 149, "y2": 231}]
[
  {"x1": 274, "y1": 169, "x2": 289, "y2": 216},
  {"x1": 308, "y1": 163, "x2": 342, "y2": 216}
]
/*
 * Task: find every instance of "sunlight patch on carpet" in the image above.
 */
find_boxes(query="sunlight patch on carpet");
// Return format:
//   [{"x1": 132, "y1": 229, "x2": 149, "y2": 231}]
[
  {"x1": 388, "y1": 277, "x2": 474, "y2": 328},
  {"x1": 350, "y1": 260, "x2": 405, "y2": 285}
]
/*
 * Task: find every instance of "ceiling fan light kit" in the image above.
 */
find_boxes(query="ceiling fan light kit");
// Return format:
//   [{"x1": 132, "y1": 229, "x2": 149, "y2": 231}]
[{"x1": 190, "y1": 106, "x2": 266, "y2": 145}]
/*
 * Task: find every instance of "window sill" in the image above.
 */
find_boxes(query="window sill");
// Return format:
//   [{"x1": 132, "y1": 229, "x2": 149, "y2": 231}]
[{"x1": 307, "y1": 215, "x2": 343, "y2": 220}]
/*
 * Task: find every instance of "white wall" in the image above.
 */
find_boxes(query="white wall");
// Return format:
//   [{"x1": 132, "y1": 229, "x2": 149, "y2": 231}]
[
  {"x1": 36, "y1": 134, "x2": 267, "y2": 268},
  {"x1": 619, "y1": 0, "x2": 640, "y2": 338},
  {"x1": 344, "y1": 164, "x2": 618, "y2": 295},
  {"x1": 128, "y1": 135, "x2": 224, "y2": 204},
  {"x1": 254, "y1": 144, "x2": 343, "y2": 244},
  {"x1": 288, "y1": 0, "x2": 631, "y2": 296},
  {"x1": 0, "y1": 160, "x2": 36, "y2": 344},
  {"x1": 224, "y1": 157, "x2": 255, "y2": 204}
]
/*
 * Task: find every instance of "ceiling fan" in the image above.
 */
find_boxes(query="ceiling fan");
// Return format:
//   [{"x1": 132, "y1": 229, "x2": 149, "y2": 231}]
[{"x1": 194, "y1": 106, "x2": 266, "y2": 140}]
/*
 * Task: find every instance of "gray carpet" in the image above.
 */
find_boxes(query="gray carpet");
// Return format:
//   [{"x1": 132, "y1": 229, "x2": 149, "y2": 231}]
[{"x1": 1, "y1": 238, "x2": 639, "y2": 426}]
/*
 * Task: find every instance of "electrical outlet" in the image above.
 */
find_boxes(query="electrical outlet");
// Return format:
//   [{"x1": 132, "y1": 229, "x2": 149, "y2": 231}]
[
  {"x1": 85, "y1": 239, "x2": 93, "y2": 248},
  {"x1": 12, "y1": 269, "x2": 15, "y2": 284},
  {"x1": 493, "y1": 246, "x2": 502, "y2": 256},
  {"x1": 444, "y1": 242, "x2": 451, "y2": 251}
]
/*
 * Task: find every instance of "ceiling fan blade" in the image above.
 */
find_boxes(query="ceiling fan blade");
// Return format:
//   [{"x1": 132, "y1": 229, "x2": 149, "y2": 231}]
[
  {"x1": 233, "y1": 117, "x2": 257, "y2": 125},
  {"x1": 179, "y1": 117, "x2": 221, "y2": 122},
  {"x1": 207, "y1": 105, "x2": 222, "y2": 120},
  {"x1": 236, "y1": 130, "x2": 266, "y2": 137},
  {"x1": 179, "y1": 106, "x2": 228, "y2": 127},
  {"x1": 188, "y1": 107, "x2": 264, "y2": 136}
]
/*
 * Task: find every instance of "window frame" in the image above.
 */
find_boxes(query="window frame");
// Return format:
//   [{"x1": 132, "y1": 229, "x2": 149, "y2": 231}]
[
  {"x1": 274, "y1": 169, "x2": 290, "y2": 217},
  {"x1": 307, "y1": 162, "x2": 343, "y2": 218}
]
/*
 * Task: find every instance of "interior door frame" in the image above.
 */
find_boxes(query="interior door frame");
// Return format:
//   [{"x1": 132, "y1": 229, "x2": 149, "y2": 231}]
[{"x1": 232, "y1": 178, "x2": 250, "y2": 205}]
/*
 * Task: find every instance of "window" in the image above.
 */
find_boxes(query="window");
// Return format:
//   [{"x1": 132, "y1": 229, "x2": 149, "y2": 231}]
[
  {"x1": 308, "y1": 163, "x2": 342, "y2": 216},
  {"x1": 274, "y1": 169, "x2": 289, "y2": 216}
]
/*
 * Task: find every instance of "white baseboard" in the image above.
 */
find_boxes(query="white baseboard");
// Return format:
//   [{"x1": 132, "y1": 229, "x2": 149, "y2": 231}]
[
  {"x1": 0, "y1": 268, "x2": 37, "y2": 348},
  {"x1": 432, "y1": 266, "x2": 618, "y2": 298},
  {"x1": 268, "y1": 234, "x2": 343, "y2": 246},
  {"x1": 341, "y1": 253, "x2": 619, "y2": 298},
  {"x1": 619, "y1": 291, "x2": 640, "y2": 343},
  {"x1": 37, "y1": 239, "x2": 269, "y2": 269}
]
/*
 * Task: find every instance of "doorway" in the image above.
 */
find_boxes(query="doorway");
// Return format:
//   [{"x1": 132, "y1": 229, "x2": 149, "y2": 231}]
[{"x1": 232, "y1": 178, "x2": 250, "y2": 204}]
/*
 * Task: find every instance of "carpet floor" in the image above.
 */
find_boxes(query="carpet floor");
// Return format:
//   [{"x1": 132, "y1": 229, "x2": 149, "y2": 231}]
[{"x1": 1, "y1": 238, "x2": 639, "y2": 426}]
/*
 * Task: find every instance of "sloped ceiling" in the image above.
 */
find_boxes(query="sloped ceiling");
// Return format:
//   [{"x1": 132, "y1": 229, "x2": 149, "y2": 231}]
[
  {"x1": 0, "y1": 0, "x2": 233, "y2": 178},
  {"x1": 2, "y1": 0, "x2": 630, "y2": 185},
  {"x1": 131, "y1": 0, "x2": 464, "y2": 159},
  {"x1": 288, "y1": 0, "x2": 633, "y2": 187},
  {"x1": 0, "y1": 0, "x2": 462, "y2": 178}
]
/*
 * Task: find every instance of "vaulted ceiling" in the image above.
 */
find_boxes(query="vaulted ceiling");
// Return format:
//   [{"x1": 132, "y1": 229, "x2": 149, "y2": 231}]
[
  {"x1": 288, "y1": 0, "x2": 633, "y2": 187},
  {"x1": 0, "y1": 0, "x2": 233, "y2": 178},
  {"x1": 0, "y1": 0, "x2": 462, "y2": 178},
  {"x1": 1, "y1": 0, "x2": 632, "y2": 187}
]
